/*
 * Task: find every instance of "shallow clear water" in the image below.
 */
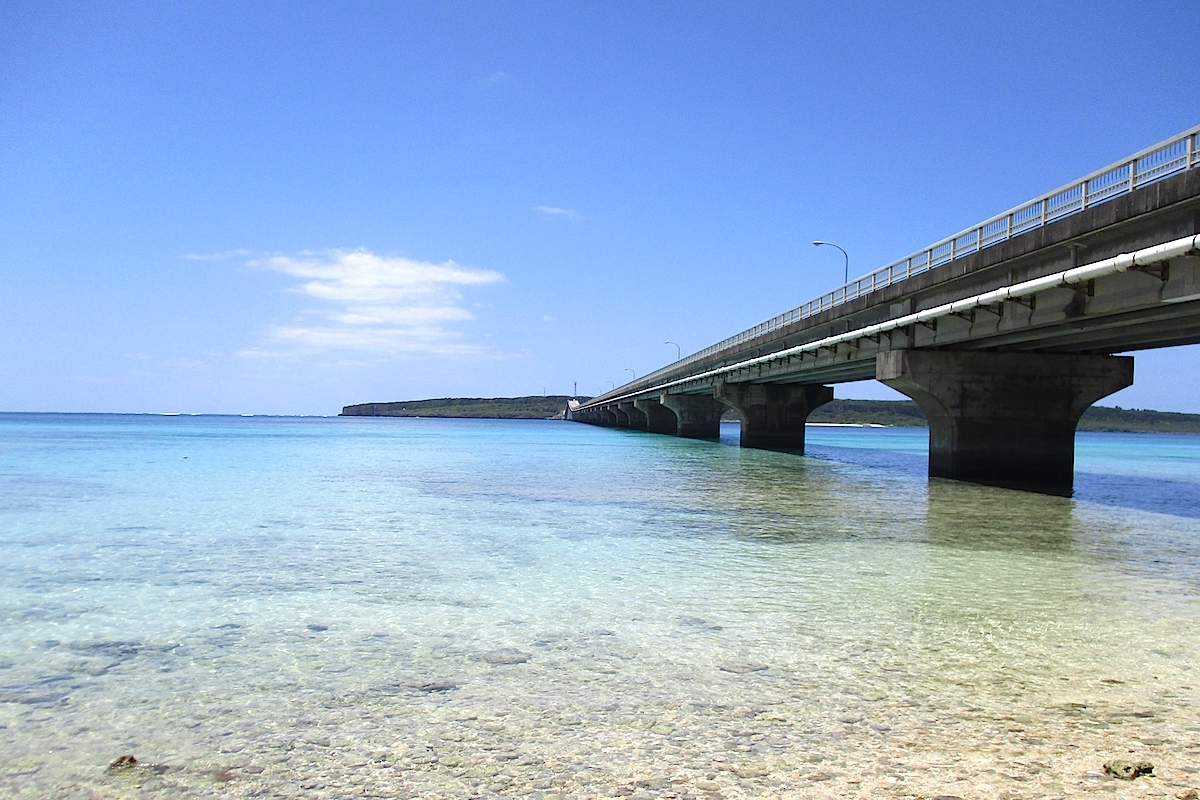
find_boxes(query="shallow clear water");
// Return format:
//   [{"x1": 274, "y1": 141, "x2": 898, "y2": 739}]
[{"x1": 1, "y1": 414, "x2": 1199, "y2": 799}]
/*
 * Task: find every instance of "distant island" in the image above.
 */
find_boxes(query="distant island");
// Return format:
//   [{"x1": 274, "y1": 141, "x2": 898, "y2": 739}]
[
  {"x1": 341, "y1": 396, "x2": 583, "y2": 420},
  {"x1": 802, "y1": 400, "x2": 1200, "y2": 433},
  {"x1": 341, "y1": 396, "x2": 1200, "y2": 433}
]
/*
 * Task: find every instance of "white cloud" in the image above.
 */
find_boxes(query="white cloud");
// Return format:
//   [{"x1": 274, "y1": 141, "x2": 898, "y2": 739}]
[
  {"x1": 248, "y1": 250, "x2": 504, "y2": 357},
  {"x1": 535, "y1": 205, "x2": 582, "y2": 220}
]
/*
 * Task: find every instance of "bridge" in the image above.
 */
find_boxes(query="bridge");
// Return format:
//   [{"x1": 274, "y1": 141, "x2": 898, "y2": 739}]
[{"x1": 568, "y1": 125, "x2": 1200, "y2": 495}]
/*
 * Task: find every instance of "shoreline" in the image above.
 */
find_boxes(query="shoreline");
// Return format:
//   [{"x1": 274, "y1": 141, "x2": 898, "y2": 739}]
[{"x1": 340, "y1": 397, "x2": 1200, "y2": 434}]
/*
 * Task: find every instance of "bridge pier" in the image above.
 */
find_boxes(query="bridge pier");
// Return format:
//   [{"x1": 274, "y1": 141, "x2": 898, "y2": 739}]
[
  {"x1": 714, "y1": 382, "x2": 834, "y2": 453},
  {"x1": 599, "y1": 407, "x2": 618, "y2": 426},
  {"x1": 878, "y1": 350, "x2": 1133, "y2": 495},
  {"x1": 619, "y1": 401, "x2": 648, "y2": 430},
  {"x1": 634, "y1": 398, "x2": 678, "y2": 434},
  {"x1": 611, "y1": 405, "x2": 631, "y2": 428},
  {"x1": 659, "y1": 393, "x2": 724, "y2": 439}
]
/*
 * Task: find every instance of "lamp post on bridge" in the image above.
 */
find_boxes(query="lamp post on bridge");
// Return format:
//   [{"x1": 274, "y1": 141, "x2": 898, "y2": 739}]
[
  {"x1": 665, "y1": 341, "x2": 681, "y2": 361},
  {"x1": 625, "y1": 368, "x2": 636, "y2": 381},
  {"x1": 813, "y1": 240, "x2": 849, "y2": 284}
]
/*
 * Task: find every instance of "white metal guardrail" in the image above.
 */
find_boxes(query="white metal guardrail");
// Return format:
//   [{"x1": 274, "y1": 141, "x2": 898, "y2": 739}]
[
  {"x1": 624, "y1": 125, "x2": 1200, "y2": 393},
  {"x1": 579, "y1": 234, "x2": 1200, "y2": 411}
]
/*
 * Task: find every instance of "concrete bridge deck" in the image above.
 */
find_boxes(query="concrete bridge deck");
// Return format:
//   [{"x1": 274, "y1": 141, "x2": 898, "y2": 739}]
[{"x1": 569, "y1": 126, "x2": 1200, "y2": 495}]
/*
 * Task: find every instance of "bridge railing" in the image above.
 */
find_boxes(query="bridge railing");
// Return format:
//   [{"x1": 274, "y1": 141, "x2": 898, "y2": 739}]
[{"x1": 630, "y1": 125, "x2": 1200, "y2": 391}]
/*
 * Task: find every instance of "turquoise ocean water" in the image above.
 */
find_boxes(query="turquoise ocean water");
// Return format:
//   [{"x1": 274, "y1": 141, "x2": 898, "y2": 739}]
[{"x1": 1, "y1": 413, "x2": 1199, "y2": 798}]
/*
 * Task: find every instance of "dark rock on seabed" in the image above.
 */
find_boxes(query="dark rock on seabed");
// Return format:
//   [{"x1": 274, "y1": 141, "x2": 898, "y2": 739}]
[
  {"x1": 107, "y1": 754, "x2": 169, "y2": 776},
  {"x1": 107, "y1": 755, "x2": 137, "y2": 772},
  {"x1": 1104, "y1": 759, "x2": 1154, "y2": 780}
]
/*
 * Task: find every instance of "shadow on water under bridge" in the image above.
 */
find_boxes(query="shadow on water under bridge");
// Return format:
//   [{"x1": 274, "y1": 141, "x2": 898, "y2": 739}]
[
  {"x1": 923, "y1": 480, "x2": 1074, "y2": 553},
  {"x1": 717, "y1": 421, "x2": 1200, "y2": 520},
  {"x1": 720, "y1": 421, "x2": 930, "y2": 480}
]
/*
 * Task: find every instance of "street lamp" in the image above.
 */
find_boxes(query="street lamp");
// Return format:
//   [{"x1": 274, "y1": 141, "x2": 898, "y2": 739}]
[
  {"x1": 813, "y1": 240, "x2": 849, "y2": 284},
  {"x1": 625, "y1": 368, "x2": 636, "y2": 380},
  {"x1": 664, "y1": 341, "x2": 681, "y2": 361},
  {"x1": 606, "y1": 380, "x2": 615, "y2": 391}
]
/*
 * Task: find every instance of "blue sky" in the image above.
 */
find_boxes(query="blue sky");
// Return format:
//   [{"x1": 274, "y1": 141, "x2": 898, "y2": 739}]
[{"x1": 2, "y1": 1, "x2": 1198, "y2": 414}]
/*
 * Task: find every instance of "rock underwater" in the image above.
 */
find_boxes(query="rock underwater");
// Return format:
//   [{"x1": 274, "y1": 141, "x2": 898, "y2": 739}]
[{"x1": 1104, "y1": 760, "x2": 1154, "y2": 780}]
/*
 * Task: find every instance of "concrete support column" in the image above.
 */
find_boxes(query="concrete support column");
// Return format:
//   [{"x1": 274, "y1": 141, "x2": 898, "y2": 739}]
[
  {"x1": 877, "y1": 350, "x2": 1133, "y2": 495},
  {"x1": 634, "y1": 398, "x2": 678, "y2": 434},
  {"x1": 659, "y1": 393, "x2": 724, "y2": 439},
  {"x1": 599, "y1": 407, "x2": 617, "y2": 426},
  {"x1": 618, "y1": 401, "x2": 648, "y2": 431},
  {"x1": 612, "y1": 405, "x2": 630, "y2": 428},
  {"x1": 713, "y1": 382, "x2": 833, "y2": 453}
]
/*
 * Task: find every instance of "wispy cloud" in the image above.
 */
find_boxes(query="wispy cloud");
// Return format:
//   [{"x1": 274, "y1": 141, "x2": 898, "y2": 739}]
[
  {"x1": 245, "y1": 250, "x2": 504, "y2": 357},
  {"x1": 535, "y1": 205, "x2": 582, "y2": 220},
  {"x1": 487, "y1": 71, "x2": 510, "y2": 84},
  {"x1": 182, "y1": 249, "x2": 254, "y2": 261}
]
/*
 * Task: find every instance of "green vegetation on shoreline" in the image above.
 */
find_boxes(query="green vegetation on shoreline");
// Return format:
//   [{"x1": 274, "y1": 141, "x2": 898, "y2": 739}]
[
  {"x1": 341, "y1": 396, "x2": 583, "y2": 420},
  {"x1": 343, "y1": 396, "x2": 1200, "y2": 433},
  {"x1": 788, "y1": 400, "x2": 929, "y2": 427},
  {"x1": 1076, "y1": 405, "x2": 1200, "y2": 433},
  {"x1": 783, "y1": 399, "x2": 1200, "y2": 433}
]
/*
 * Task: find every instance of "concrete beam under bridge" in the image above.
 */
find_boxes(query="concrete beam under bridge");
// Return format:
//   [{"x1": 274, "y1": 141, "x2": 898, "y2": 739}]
[
  {"x1": 659, "y1": 393, "x2": 724, "y2": 439},
  {"x1": 619, "y1": 401, "x2": 648, "y2": 430},
  {"x1": 878, "y1": 350, "x2": 1133, "y2": 495},
  {"x1": 714, "y1": 382, "x2": 833, "y2": 453},
  {"x1": 634, "y1": 398, "x2": 678, "y2": 434}
]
